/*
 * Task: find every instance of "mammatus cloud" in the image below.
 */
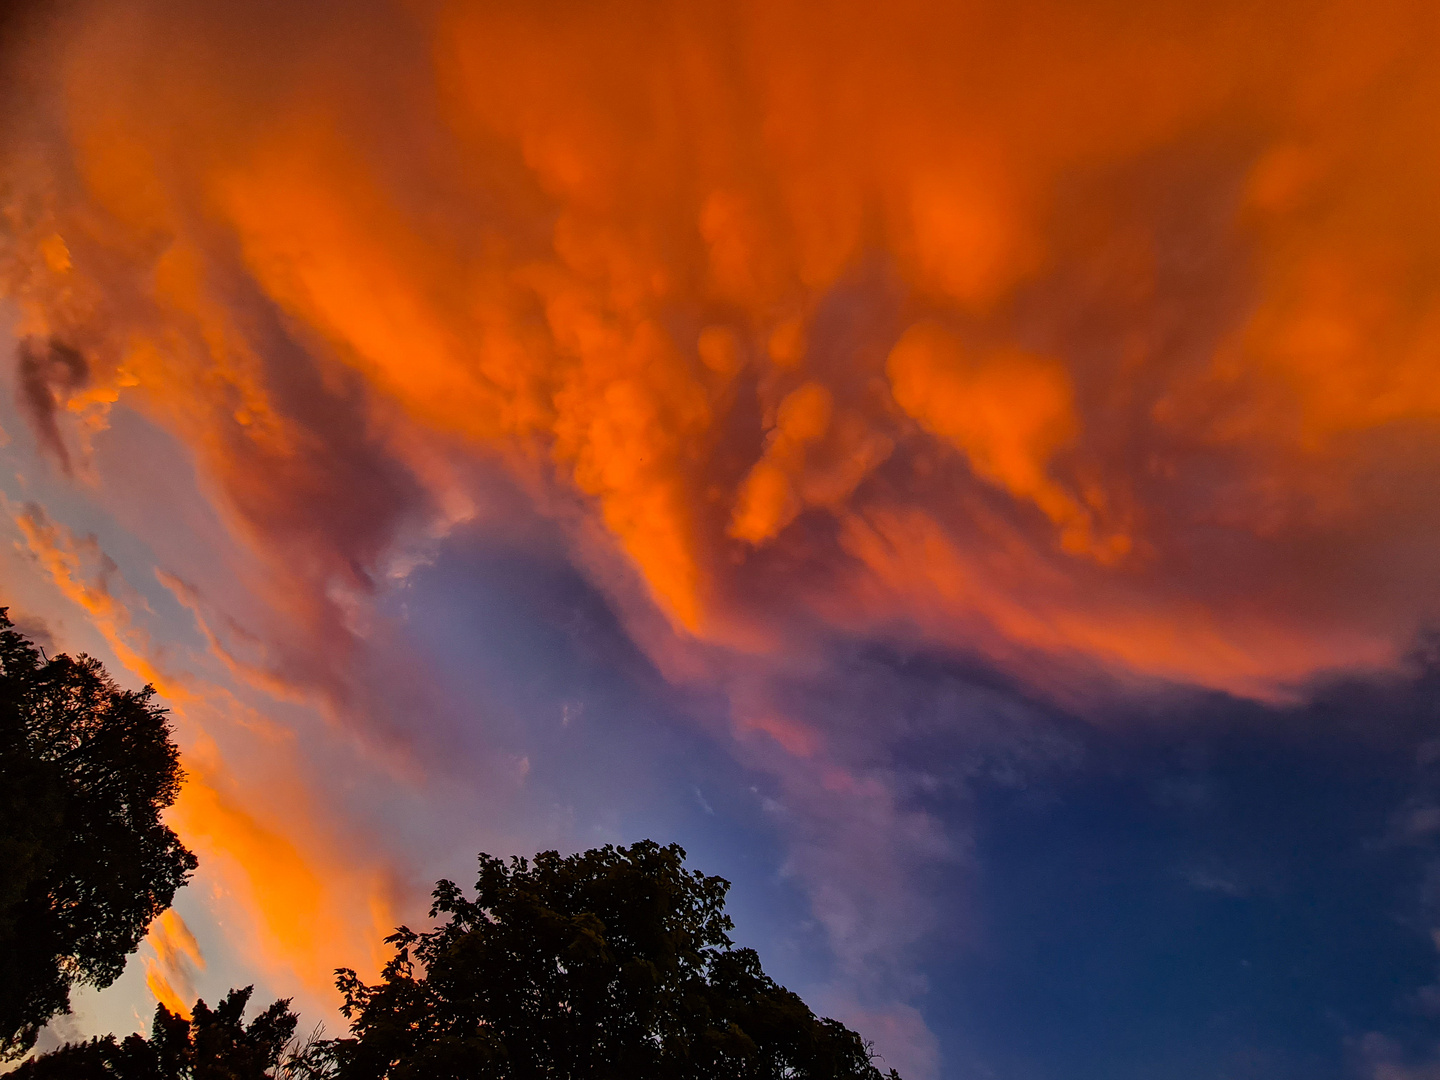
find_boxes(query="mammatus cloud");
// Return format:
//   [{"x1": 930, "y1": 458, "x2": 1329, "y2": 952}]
[
  {"x1": 7, "y1": 0, "x2": 1440, "y2": 689},
  {"x1": 6, "y1": 0, "x2": 1440, "y2": 1072}
]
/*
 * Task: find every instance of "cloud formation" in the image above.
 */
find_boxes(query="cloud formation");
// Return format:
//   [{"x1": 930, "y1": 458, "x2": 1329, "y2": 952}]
[
  {"x1": 143, "y1": 911, "x2": 204, "y2": 1018},
  {"x1": 6, "y1": 0, "x2": 1440, "y2": 1071},
  {"x1": 5, "y1": 0, "x2": 1439, "y2": 690},
  {"x1": 9, "y1": 499, "x2": 405, "y2": 1007}
]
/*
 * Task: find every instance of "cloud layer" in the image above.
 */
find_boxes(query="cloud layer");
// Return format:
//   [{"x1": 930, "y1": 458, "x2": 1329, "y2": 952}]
[{"x1": 6, "y1": 0, "x2": 1440, "y2": 1072}]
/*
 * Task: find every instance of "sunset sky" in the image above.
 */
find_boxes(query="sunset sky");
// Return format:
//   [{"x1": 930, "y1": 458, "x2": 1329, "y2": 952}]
[{"x1": 5, "y1": 0, "x2": 1440, "y2": 1076}]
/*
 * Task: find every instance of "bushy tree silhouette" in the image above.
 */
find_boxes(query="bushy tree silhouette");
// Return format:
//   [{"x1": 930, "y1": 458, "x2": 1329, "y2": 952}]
[
  {"x1": 0, "y1": 610, "x2": 197, "y2": 1058},
  {"x1": 325, "y1": 840, "x2": 902, "y2": 1079},
  {"x1": 12, "y1": 986, "x2": 303, "y2": 1079}
]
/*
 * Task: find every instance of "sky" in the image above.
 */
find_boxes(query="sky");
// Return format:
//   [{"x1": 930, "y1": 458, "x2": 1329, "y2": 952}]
[{"x1": 4, "y1": 0, "x2": 1440, "y2": 1076}]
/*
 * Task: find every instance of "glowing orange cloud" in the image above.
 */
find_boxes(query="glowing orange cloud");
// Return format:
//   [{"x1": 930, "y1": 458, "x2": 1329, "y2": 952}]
[
  {"x1": 169, "y1": 775, "x2": 397, "y2": 995},
  {"x1": 144, "y1": 910, "x2": 204, "y2": 1018},
  {"x1": 3, "y1": 0, "x2": 1430, "y2": 698},
  {"x1": 11, "y1": 503, "x2": 166, "y2": 688},
  {"x1": 885, "y1": 321, "x2": 1114, "y2": 559},
  {"x1": 730, "y1": 382, "x2": 834, "y2": 545},
  {"x1": 10, "y1": 500, "x2": 400, "y2": 1000}
]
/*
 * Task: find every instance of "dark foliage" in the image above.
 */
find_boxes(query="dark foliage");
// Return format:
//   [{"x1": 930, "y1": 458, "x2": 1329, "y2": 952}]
[
  {"x1": 0, "y1": 609, "x2": 197, "y2": 1058},
  {"x1": 12, "y1": 986, "x2": 301, "y2": 1079},
  {"x1": 325, "y1": 840, "x2": 901, "y2": 1080}
]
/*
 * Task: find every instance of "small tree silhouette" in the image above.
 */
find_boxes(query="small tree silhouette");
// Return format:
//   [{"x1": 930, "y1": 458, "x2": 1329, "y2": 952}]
[{"x1": 13, "y1": 986, "x2": 305, "y2": 1079}]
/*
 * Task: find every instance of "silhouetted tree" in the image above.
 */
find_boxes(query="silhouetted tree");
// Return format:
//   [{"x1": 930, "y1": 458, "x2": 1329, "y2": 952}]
[
  {"x1": 12, "y1": 986, "x2": 305, "y2": 1079},
  {"x1": 325, "y1": 840, "x2": 902, "y2": 1079},
  {"x1": 0, "y1": 609, "x2": 197, "y2": 1058}
]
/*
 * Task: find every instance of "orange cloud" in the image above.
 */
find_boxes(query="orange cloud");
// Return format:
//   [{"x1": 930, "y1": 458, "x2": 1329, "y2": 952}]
[
  {"x1": 11, "y1": 502, "x2": 173, "y2": 691},
  {"x1": 170, "y1": 774, "x2": 396, "y2": 995},
  {"x1": 5, "y1": 0, "x2": 1440, "y2": 704},
  {"x1": 144, "y1": 911, "x2": 204, "y2": 1018},
  {"x1": 885, "y1": 321, "x2": 1116, "y2": 558},
  {"x1": 10, "y1": 500, "x2": 400, "y2": 999},
  {"x1": 730, "y1": 381, "x2": 834, "y2": 545}
]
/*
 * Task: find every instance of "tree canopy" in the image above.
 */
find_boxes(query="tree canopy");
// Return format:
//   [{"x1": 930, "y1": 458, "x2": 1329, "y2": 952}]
[
  {"x1": 325, "y1": 840, "x2": 901, "y2": 1079},
  {"x1": 11, "y1": 986, "x2": 303, "y2": 1080},
  {"x1": 0, "y1": 609, "x2": 197, "y2": 1059}
]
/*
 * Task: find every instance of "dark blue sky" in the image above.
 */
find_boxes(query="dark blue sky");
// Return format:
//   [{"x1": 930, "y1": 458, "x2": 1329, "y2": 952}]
[
  {"x1": 928, "y1": 667, "x2": 1440, "y2": 1078},
  {"x1": 392, "y1": 530, "x2": 1440, "y2": 1078}
]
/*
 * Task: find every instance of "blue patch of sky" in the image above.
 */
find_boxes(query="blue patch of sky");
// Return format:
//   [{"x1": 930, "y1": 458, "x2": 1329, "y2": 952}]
[
  {"x1": 919, "y1": 666, "x2": 1440, "y2": 1079},
  {"x1": 385, "y1": 528, "x2": 831, "y2": 988}
]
